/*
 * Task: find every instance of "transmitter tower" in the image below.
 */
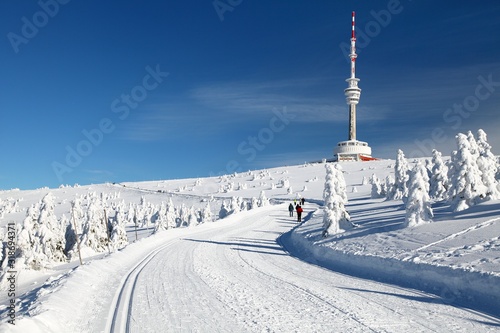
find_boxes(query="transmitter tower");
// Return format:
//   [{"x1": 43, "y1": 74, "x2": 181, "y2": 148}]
[{"x1": 334, "y1": 12, "x2": 373, "y2": 161}]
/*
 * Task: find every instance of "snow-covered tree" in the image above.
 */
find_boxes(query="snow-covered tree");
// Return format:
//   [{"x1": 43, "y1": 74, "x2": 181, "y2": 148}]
[
  {"x1": 154, "y1": 199, "x2": 178, "y2": 232},
  {"x1": 17, "y1": 204, "x2": 47, "y2": 269},
  {"x1": 81, "y1": 199, "x2": 109, "y2": 253},
  {"x1": 165, "y1": 200, "x2": 177, "y2": 229},
  {"x1": 177, "y1": 204, "x2": 190, "y2": 227},
  {"x1": 200, "y1": 203, "x2": 214, "y2": 223},
  {"x1": 476, "y1": 129, "x2": 500, "y2": 199},
  {"x1": 322, "y1": 164, "x2": 353, "y2": 237},
  {"x1": 448, "y1": 133, "x2": 488, "y2": 212},
  {"x1": 109, "y1": 205, "x2": 128, "y2": 250},
  {"x1": 237, "y1": 182, "x2": 247, "y2": 191},
  {"x1": 404, "y1": 162, "x2": 433, "y2": 227},
  {"x1": 250, "y1": 197, "x2": 259, "y2": 210},
  {"x1": 240, "y1": 198, "x2": 249, "y2": 212},
  {"x1": 429, "y1": 149, "x2": 449, "y2": 200},
  {"x1": 467, "y1": 130, "x2": 480, "y2": 159},
  {"x1": 154, "y1": 202, "x2": 168, "y2": 232},
  {"x1": 37, "y1": 193, "x2": 66, "y2": 263},
  {"x1": 218, "y1": 201, "x2": 230, "y2": 219},
  {"x1": 66, "y1": 198, "x2": 85, "y2": 260},
  {"x1": 229, "y1": 197, "x2": 241, "y2": 215},
  {"x1": 280, "y1": 178, "x2": 290, "y2": 188},
  {"x1": 0, "y1": 230, "x2": 9, "y2": 274},
  {"x1": 370, "y1": 174, "x2": 385, "y2": 199},
  {"x1": 17, "y1": 194, "x2": 68, "y2": 269},
  {"x1": 389, "y1": 149, "x2": 410, "y2": 201},
  {"x1": 384, "y1": 175, "x2": 396, "y2": 200},
  {"x1": 185, "y1": 206, "x2": 199, "y2": 227},
  {"x1": 62, "y1": 214, "x2": 76, "y2": 257},
  {"x1": 258, "y1": 191, "x2": 270, "y2": 207}
]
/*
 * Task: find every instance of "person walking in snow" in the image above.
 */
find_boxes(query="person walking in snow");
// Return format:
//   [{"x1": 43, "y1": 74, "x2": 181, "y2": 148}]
[
  {"x1": 288, "y1": 203, "x2": 294, "y2": 217},
  {"x1": 301, "y1": 198, "x2": 305, "y2": 205},
  {"x1": 296, "y1": 204, "x2": 303, "y2": 222}
]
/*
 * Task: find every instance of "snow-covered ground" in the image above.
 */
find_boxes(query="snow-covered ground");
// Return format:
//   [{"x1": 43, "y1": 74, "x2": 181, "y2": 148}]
[{"x1": 1, "y1": 159, "x2": 500, "y2": 332}]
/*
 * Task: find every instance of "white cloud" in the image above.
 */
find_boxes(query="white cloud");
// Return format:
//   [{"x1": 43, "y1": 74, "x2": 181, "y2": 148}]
[{"x1": 190, "y1": 78, "x2": 387, "y2": 123}]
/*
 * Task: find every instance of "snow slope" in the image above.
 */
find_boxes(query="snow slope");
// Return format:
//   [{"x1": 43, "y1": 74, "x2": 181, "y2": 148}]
[{"x1": 1, "y1": 160, "x2": 500, "y2": 332}]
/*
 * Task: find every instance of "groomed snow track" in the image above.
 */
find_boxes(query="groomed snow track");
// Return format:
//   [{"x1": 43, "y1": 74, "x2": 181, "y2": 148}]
[
  {"x1": 106, "y1": 238, "x2": 178, "y2": 333},
  {"x1": 103, "y1": 203, "x2": 500, "y2": 332}
]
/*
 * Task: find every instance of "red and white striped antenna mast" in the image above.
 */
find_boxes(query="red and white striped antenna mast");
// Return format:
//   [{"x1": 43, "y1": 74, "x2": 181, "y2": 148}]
[{"x1": 350, "y1": 11, "x2": 357, "y2": 79}]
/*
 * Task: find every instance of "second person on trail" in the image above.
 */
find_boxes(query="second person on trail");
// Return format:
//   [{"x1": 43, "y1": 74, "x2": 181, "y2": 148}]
[
  {"x1": 288, "y1": 203, "x2": 294, "y2": 217},
  {"x1": 296, "y1": 204, "x2": 303, "y2": 222}
]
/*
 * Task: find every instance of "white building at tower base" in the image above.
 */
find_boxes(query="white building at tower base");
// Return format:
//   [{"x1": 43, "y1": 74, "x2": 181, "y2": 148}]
[{"x1": 334, "y1": 140, "x2": 373, "y2": 162}]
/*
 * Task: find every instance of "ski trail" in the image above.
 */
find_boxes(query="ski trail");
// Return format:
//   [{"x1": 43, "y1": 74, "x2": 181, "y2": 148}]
[
  {"x1": 105, "y1": 239, "x2": 177, "y2": 333},
  {"x1": 415, "y1": 217, "x2": 500, "y2": 252},
  {"x1": 117, "y1": 204, "x2": 498, "y2": 332}
]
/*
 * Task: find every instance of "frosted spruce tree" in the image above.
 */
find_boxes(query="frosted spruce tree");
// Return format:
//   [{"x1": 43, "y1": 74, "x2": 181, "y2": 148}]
[
  {"x1": 185, "y1": 206, "x2": 199, "y2": 227},
  {"x1": 154, "y1": 199, "x2": 178, "y2": 232},
  {"x1": 66, "y1": 198, "x2": 85, "y2": 261},
  {"x1": 370, "y1": 174, "x2": 385, "y2": 199},
  {"x1": 177, "y1": 204, "x2": 189, "y2": 227},
  {"x1": 258, "y1": 191, "x2": 270, "y2": 207},
  {"x1": 165, "y1": 199, "x2": 177, "y2": 229},
  {"x1": 448, "y1": 133, "x2": 487, "y2": 212},
  {"x1": 476, "y1": 129, "x2": 500, "y2": 199},
  {"x1": 391, "y1": 149, "x2": 410, "y2": 201},
  {"x1": 154, "y1": 202, "x2": 168, "y2": 232},
  {"x1": 200, "y1": 202, "x2": 214, "y2": 223},
  {"x1": 322, "y1": 164, "x2": 353, "y2": 237},
  {"x1": 80, "y1": 199, "x2": 109, "y2": 253},
  {"x1": 250, "y1": 197, "x2": 259, "y2": 210},
  {"x1": 229, "y1": 196, "x2": 241, "y2": 215},
  {"x1": 404, "y1": 162, "x2": 433, "y2": 227},
  {"x1": 467, "y1": 130, "x2": 480, "y2": 159},
  {"x1": 37, "y1": 193, "x2": 67, "y2": 263},
  {"x1": 218, "y1": 201, "x2": 230, "y2": 219},
  {"x1": 384, "y1": 175, "x2": 396, "y2": 200},
  {"x1": 17, "y1": 204, "x2": 48, "y2": 269},
  {"x1": 429, "y1": 149, "x2": 449, "y2": 200},
  {"x1": 109, "y1": 206, "x2": 128, "y2": 250}
]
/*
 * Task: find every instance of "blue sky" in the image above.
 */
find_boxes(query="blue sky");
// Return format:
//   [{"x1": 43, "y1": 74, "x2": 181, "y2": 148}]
[{"x1": 1, "y1": 1, "x2": 500, "y2": 189}]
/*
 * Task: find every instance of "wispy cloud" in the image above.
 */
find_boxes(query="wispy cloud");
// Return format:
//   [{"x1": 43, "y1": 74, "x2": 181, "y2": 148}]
[
  {"x1": 191, "y1": 78, "x2": 387, "y2": 123},
  {"x1": 119, "y1": 77, "x2": 390, "y2": 143}
]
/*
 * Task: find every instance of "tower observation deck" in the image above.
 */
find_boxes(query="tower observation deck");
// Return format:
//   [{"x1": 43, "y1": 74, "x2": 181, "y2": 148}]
[{"x1": 334, "y1": 12, "x2": 373, "y2": 162}]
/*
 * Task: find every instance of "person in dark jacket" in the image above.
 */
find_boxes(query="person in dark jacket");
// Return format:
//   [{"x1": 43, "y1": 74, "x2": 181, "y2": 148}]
[
  {"x1": 296, "y1": 204, "x2": 303, "y2": 222},
  {"x1": 288, "y1": 203, "x2": 294, "y2": 217}
]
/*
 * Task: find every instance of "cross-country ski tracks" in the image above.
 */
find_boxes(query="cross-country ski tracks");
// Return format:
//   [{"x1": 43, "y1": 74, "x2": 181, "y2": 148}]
[
  {"x1": 415, "y1": 217, "x2": 500, "y2": 252},
  {"x1": 106, "y1": 204, "x2": 499, "y2": 332}
]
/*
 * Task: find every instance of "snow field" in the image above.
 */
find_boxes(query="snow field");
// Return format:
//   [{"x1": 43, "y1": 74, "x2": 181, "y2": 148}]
[{"x1": 0, "y1": 147, "x2": 500, "y2": 331}]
